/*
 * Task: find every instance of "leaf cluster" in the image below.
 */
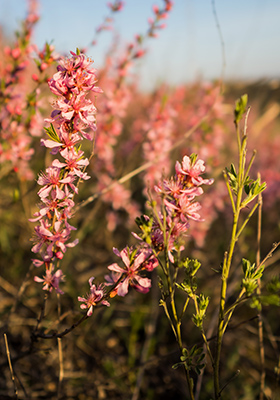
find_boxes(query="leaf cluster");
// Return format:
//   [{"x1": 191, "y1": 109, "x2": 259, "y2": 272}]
[
  {"x1": 176, "y1": 258, "x2": 201, "y2": 297},
  {"x1": 172, "y1": 345, "x2": 206, "y2": 375},
  {"x1": 135, "y1": 214, "x2": 153, "y2": 246},
  {"x1": 242, "y1": 258, "x2": 263, "y2": 296},
  {"x1": 234, "y1": 94, "x2": 248, "y2": 124},
  {"x1": 44, "y1": 123, "x2": 61, "y2": 143},
  {"x1": 192, "y1": 294, "x2": 209, "y2": 329}
]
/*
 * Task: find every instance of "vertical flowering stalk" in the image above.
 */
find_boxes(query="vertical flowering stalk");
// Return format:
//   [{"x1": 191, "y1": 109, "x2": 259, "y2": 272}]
[
  {"x1": 0, "y1": 0, "x2": 40, "y2": 180},
  {"x1": 30, "y1": 50, "x2": 102, "y2": 294},
  {"x1": 132, "y1": 154, "x2": 213, "y2": 399}
]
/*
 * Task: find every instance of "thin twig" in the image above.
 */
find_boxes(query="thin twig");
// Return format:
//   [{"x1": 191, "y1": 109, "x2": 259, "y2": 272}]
[
  {"x1": 257, "y1": 242, "x2": 280, "y2": 273},
  {"x1": 4, "y1": 333, "x2": 18, "y2": 399},
  {"x1": 33, "y1": 313, "x2": 88, "y2": 339},
  {"x1": 219, "y1": 369, "x2": 240, "y2": 396},
  {"x1": 57, "y1": 338, "x2": 64, "y2": 399}
]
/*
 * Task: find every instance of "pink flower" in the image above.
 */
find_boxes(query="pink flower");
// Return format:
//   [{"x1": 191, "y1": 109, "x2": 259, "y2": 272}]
[
  {"x1": 31, "y1": 219, "x2": 53, "y2": 256},
  {"x1": 37, "y1": 166, "x2": 66, "y2": 200},
  {"x1": 31, "y1": 219, "x2": 78, "y2": 261},
  {"x1": 29, "y1": 193, "x2": 75, "y2": 222},
  {"x1": 175, "y1": 155, "x2": 214, "y2": 187},
  {"x1": 155, "y1": 177, "x2": 203, "y2": 199},
  {"x1": 48, "y1": 52, "x2": 102, "y2": 97},
  {"x1": 52, "y1": 94, "x2": 97, "y2": 132},
  {"x1": 165, "y1": 194, "x2": 203, "y2": 222},
  {"x1": 34, "y1": 267, "x2": 65, "y2": 294},
  {"x1": 78, "y1": 277, "x2": 110, "y2": 316},
  {"x1": 107, "y1": 247, "x2": 154, "y2": 296},
  {"x1": 52, "y1": 148, "x2": 90, "y2": 180}
]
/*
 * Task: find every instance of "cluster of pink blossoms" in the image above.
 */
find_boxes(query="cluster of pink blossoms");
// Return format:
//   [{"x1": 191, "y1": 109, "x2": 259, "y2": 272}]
[
  {"x1": 78, "y1": 246, "x2": 158, "y2": 316},
  {"x1": 78, "y1": 154, "x2": 213, "y2": 317},
  {"x1": 134, "y1": 155, "x2": 214, "y2": 262},
  {"x1": 30, "y1": 50, "x2": 102, "y2": 293}
]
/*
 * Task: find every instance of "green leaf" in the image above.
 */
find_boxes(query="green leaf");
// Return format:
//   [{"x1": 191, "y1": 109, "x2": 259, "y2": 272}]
[
  {"x1": 44, "y1": 123, "x2": 61, "y2": 143},
  {"x1": 172, "y1": 362, "x2": 182, "y2": 370},
  {"x1": 189, "y1": 345, "x2": 197, "y2": 357},
  {"x1": 190, "y1": 153, "x2": 198, "y2": 166},
  {"x1": 241, "y1": 178, "x2": 267, "y2": 208},
  {"x1": 226, "y1": 164, "x2": 238, "y2": 194},
  {"x1": 13, "y1": 188, "x2": 20, "y2": 202}
]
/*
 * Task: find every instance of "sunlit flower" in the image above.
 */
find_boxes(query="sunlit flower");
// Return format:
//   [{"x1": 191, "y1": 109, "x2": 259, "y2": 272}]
[
  {"x1": 107, "y1": 247, "x2": 155, "y2": 296},
  {"x1": 34, "y1": 267, "x2": 65, "y2": 294},
  {"x1": 78, "y1": 277, "x2": 110, "y2": 316}
]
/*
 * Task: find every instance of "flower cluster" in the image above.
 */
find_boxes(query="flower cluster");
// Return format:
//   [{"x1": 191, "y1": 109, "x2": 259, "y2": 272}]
[
  {"x1": 78, "y1": 245, "x2": 159, "y2": 315},
  {"x1": 136, "y1": 154, "x2": 213, "y2": 261},
  {"x1": 30, "y1": 50, "x2": 102, "y2": 292},
  {"x1": 94, "y1": 154, "x2": 213, "y2": 312},
  {"x1": 161, "y1": 155, "x2": 214, "y2": 223},
  {"x1": 106, "y1": 246, "x2": 158, "y2": 296}
]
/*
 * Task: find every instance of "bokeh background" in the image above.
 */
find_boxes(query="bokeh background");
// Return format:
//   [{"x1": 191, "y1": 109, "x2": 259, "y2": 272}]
[
  {"x1": 1, "y1": 0, "x2": 280, "y2": 89},
  {"x1": 0, "y1": 1, "x2": 280, "y2": 399}
]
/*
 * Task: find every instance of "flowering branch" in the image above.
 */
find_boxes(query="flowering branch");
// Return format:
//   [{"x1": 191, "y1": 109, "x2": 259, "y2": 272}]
[{"x1": 30, "y1": 49, "x2": 102, "y2": 295}]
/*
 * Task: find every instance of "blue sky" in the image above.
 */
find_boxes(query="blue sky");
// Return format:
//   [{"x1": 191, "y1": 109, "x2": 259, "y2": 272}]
[{"x1": 1, "y1": 0, "x2": 280, "y2": 90}]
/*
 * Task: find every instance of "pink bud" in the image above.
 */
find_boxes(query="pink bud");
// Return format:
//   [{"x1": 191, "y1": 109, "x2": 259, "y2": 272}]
[
  {"x1": 40, "y1": 62, "x2": 48, "y2": 71},
  {"x1": 11, "y1": 48, "x2": 21, "y2": 59},
  {"x1": 134, "y1": 49, "x2": 145, "y2": 59},
  {"x1": 153, "y1": 5, "x2": 159, "y2": 14}
]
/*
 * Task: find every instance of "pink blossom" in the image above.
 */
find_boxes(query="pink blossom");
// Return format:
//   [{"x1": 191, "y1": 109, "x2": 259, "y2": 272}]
[
  {"x1": 34, "y1": 267, "x2": 65, "y2": 294},
  {"x1": 53, "y1": 148, "x2": 90, "y2": 180},
  {"x1": 165, "y1": 194, "x2": 203, "y2": 223},
  {"x1": 107, "y1": 247, "x2": 155, "y2": 296},
  {"x1": 48, "y1": 52, "x2": 102, "y2": 97},
  {"x1": 29, "y1": 194, "x2": 74, "y2": 222},
  {"x1": 30, "y1": 50, "x2": 102, "y2": 285},
  {"x1": 37, "y1": 166, "x2": 66, "y2": 200},
  {"x1": 31, "y1": 219, "x2": 54, "y2": 256},
  {"x1": 175, "y1": 155, "x2": 214, "y2": 187},
  {"x1": 155, "y1": 177, "x2": 203, "y2": 199},
  {"x1": 78, "y1": 277, "x2": 110, "y2": 316}
]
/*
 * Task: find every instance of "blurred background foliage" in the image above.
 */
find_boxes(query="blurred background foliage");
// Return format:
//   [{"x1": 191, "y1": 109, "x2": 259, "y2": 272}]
[{"x1": 0, "y1": 1, "x2": 280, "y2": 399}]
